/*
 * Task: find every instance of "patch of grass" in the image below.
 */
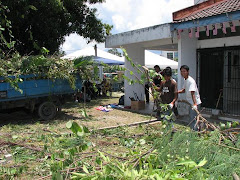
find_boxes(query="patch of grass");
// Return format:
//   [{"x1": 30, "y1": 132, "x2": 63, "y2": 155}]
[{"x1": 0, "y1": 93, "x2": 189, "y2": 179}]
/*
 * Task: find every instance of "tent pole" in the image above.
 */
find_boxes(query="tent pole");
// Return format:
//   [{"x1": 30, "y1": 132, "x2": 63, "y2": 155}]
[{"x1": 94, "y1": 44, "x2": 97, "y2": 57}]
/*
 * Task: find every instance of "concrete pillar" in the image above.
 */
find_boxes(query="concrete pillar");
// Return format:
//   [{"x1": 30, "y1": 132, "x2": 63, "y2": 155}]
[
  {"x1": 123, "y1": 45, "x2": 145, "y2": 106},
  {"x1": 178, "y1": 30, "x2": 198, "y2": 91}
]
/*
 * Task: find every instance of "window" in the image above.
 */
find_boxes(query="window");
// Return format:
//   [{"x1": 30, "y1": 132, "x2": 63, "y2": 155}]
[{"x1": 167, "y1": 53, "x2": 173, "y2": 60}]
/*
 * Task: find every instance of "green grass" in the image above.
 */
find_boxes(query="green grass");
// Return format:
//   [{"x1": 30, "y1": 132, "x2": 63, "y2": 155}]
[{"x1": 0, "y1": 94, "x2": 239, "y2": 179}]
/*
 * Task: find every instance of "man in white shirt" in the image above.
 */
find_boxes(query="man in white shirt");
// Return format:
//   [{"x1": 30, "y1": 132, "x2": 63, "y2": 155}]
[{"x1": 178, "y1": 65, "x2": 201, "y2": 130}]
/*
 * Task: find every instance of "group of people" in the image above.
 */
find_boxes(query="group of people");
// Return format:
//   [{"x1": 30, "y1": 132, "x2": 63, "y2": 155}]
[
  {"x1": 81, "y1": 78, "x2": 112, "y2": 101},
  {"x1": 145, "y1": 65, "x2": 201, "y2": 131}
]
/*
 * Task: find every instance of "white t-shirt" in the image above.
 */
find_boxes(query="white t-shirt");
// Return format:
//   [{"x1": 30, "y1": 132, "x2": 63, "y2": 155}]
[{"x1": 183, "y1": 76, "x2": 201, "y2": 105}]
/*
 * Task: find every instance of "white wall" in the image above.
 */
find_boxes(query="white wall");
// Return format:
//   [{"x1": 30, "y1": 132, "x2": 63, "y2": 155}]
[
  {"x1": 161, "y1": 51, "x2": 178, "y2": 60},
  {"x1": 178, "y1": 31, "x2": 198, "y2": 91},
  {"x1": 198, "y1": 36, "x2": 240, "y2": 49},
  {"x1": 123, "y1": 45, "x2": 145, "y2": 106}
]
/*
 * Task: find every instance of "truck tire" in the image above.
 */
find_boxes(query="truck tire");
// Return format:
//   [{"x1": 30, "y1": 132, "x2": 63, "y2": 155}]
[{"x1": 38, "y1": 101, "x2": 57, "y2": 120}]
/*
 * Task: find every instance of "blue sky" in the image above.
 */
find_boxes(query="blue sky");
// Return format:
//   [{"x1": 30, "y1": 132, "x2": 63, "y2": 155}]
[{"x1": 61, "y1": 0, "x2": 194, "y2": 55}]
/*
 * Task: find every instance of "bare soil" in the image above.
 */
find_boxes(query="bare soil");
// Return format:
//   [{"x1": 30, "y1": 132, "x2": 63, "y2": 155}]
[{"x1": 0, "y1": 92, "x2": 152, "y2": 132}]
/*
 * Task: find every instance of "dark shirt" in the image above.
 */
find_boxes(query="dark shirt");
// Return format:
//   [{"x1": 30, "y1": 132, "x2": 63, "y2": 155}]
[
  {"x1": 153, "y1": 76, "x2": 162, "y2": 87},
  {"x1": 160, "y1": 80, "x2": 177, "y2": 104}
]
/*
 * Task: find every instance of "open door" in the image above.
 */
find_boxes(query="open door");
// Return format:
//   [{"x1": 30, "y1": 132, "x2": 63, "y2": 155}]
[{"x1": 198, "y1": 49, "x2": 224, "y2": 110}]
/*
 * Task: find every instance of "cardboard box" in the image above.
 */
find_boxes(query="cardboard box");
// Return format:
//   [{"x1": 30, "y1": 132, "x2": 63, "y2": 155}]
[{"x1": 131, "y1": 101, "x2": 145, "y2": 110}]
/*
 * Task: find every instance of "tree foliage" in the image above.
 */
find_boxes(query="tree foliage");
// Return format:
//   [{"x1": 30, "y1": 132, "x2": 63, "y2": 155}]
[
  {"x1": 107, "y1": 48, "x2": 122, "y2": 57},
  {"x1": 2, "y1": 0, "x2": 109, "y2": 55},
  {"x1": 0, "y1": 1, "x2": 16, "y2": 58}
]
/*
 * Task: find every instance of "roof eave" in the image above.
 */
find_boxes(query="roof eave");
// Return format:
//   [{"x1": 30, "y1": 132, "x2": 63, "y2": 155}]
[
  {"x1": 172, "y1": 10, "x2": 240, "y2": 30},
  {"x1": 105, "y1": 23, "x2": 173, "y2": 48}
]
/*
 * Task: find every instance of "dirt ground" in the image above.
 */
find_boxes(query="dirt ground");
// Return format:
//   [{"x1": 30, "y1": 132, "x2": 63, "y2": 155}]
[
  {"x1": 0, "y1": 92, "x2": 163, "y2": 179},
  {"x1": 0, "y1": 92, "x2": 152, "y2": 130}
]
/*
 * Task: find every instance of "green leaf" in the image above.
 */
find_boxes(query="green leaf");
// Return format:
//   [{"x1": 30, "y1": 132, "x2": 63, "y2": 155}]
[
  {"x1": 77, "y1": 131, "x2": 84, "y2": 137},
  {"x1": 98, "y1": 151, "x2": 108, "y2": 162},
  {"x1": 226, "y1": 122, "x2": 231, "y2": 129},
  {"x1": 41, "y1": 47, "x2": 49, "y2": 55},
  {"x1": 71, "y1": 172, "x2": 86, "y2": 177},
  {"x1": 80, "y1": 144, "x2": 89, "y2": 151},
  {"x1": 139, "y1": 139, "x2": 146, "y2": 145},
  {"x1": 96, "y1": 156, "x2": 102, "y2": 165},
  {"x1": 12, "y1": 135, "x2": 18, "y2": 139},
  {"x1": 66, "y1": 121, "x2": 72, "y2": 129},
  {"x1": 83, "y1": 126, "x2": 90, "y2": 133},
  {"x1": 220, "y1": 123, "x2": 226, "y2": 130},
  {"x1": 81, "y1": 109, "x2": 88, "y2": 118},
  {"x1": 197, "y1": 158, "x2": 207, "y2": 167},
  {"x1": 28, "y1": 5, "x2": 37, "y2": 11},
  {"x1": 141, "y1": 73, "x2": 146, "y2": 79},
  {"x1": 232, "y1": 121, "x2": 239, "y2": 128},
  {"x1": 82, "y1": 165, "x2": 89, "y2": 174},
  {"x1": 177, "y1": 160, "x2": 197, "y2": 167}
]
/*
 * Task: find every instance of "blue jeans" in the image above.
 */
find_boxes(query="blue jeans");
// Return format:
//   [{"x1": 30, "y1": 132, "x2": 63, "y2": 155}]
[{"x1": 189, "y1": 105, "x2": 199, "y2": 131}]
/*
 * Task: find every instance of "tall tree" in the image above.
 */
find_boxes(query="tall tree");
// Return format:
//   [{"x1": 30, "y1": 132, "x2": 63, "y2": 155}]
[
  {"x1": 2, "y1": 0, "x2": 109, "y2": 55},
  {"x1": 0, "y1": 2, "x2": 15, "y2": 58}
]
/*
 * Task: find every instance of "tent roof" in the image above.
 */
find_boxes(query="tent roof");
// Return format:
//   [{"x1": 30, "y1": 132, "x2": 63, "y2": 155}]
[
  {"x1": 62, "y1": 46, "x2": 124, "y2": 62},
  {"x1": 62, "y1": 47, "x2": 177, "y2": 69},
  {"x1": 145, "y1": 50, "x2": 178, "y2": 69},
  {"x1": 94, "y1": 56, "x2": 124, "y2": 65}
]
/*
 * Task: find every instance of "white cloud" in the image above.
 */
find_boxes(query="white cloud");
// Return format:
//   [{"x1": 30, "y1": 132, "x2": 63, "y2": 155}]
[
  {"x1": 121, "y1": 0, "x2": 194, "y2": 30},
  {"x1": 100, "y1": 0, "x2": 132, "y2": 14},
  {"x1": 62, "y1": 0, "x2": 194, "y2": 54},
  {"x1": 112, "y1": 15, "x2": 125, "y2": 31},
  {"x1": 60, "y1": 33, "x2": 105, "y2": 55}
]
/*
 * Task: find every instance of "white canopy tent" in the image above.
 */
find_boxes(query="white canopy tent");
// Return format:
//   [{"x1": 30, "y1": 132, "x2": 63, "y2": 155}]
[
  {"x1": 62, "y1": 47, "x2": 177, "y2": 69},
  {"x1": 145, "y1": 50, "x2": 178, "y2": 69},
  {"x1": 62, "y1": 46, "x2": 124, "y2": 80},
  {"x1": 62, "y1": 46, "x2": 124, "y2": 62}
]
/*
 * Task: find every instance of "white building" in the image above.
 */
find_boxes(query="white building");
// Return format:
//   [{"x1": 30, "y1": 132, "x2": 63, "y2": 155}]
[
  {"x1": 161, "y1": 51, "x2": 178, "y2": 60},
  {"x1": 105, "y1": 0, "x2": 240, "y2": 117}
]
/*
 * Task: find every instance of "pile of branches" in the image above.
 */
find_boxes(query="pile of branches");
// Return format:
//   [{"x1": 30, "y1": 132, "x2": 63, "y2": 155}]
[
  {"x1": 178, "y1": 100, "x2": 240, "y2": 145},
  {"x1": 0, "y1": 54, "x2": 101, "y2": 90}
]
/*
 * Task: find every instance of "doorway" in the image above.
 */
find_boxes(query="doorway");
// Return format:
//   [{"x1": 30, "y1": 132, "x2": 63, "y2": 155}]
[{"x1": 198, "y1": 49, "x2": 224, "y2": 110}]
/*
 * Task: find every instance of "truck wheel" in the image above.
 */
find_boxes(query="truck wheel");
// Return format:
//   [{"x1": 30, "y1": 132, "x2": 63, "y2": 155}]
[
  {"x1": 52, "y1": 98, "x2": 62, "y2": 113},
  {"x1": 38, "y1": 102, "x2": 57, "y2": 120}
]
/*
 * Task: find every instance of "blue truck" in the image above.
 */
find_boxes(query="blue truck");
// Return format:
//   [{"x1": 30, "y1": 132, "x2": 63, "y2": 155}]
[{"x1": 0, "y1": 74, "x2": 82, "y2": 120}]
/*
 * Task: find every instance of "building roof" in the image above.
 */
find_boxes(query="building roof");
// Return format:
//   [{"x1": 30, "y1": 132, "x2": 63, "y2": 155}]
[{"x1": 173, "y1": 0, "x2": 240, "y2": 23}]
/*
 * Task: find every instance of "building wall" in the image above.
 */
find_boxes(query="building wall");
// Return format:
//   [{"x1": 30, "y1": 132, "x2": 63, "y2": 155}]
[
  {"x1": 177, "y1": 32, "x2": 239, "y2": 89},
  {"x1": 161, "y1": 51, "x2": 178, "y2": 60},
  {"x1": 123, "y1": 45, "x2": 145, "y2": 106},
  {"x1": 198, "y1": 36, "x2": 240, "y2": 49},
  {"x1": 178, "y1": 31, "x2": 198, "y2": 92}
]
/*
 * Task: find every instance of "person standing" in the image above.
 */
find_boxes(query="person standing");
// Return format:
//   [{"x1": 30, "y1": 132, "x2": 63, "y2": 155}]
[
  {"x1": 156, "y1": 68, "x2": 178, "y2": 120},
  {"x1": 153, "y1": 65, "x2": 162, "y2": 87},
  {"x1": 151, "y1": 65, "x2": 162, "y2": 117},
  {"x1": 178, "y1": 65, "x2": 201, "y2": 130},
  {"x1": 101, "y1": 78, "x2": 111, "y2": 97},
  {"x1": 159, "y1": 68, "x2": 178, "y2": 108},
  {"x1": 145, "y1": 77, "x2": 150, "y2": 103}
]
